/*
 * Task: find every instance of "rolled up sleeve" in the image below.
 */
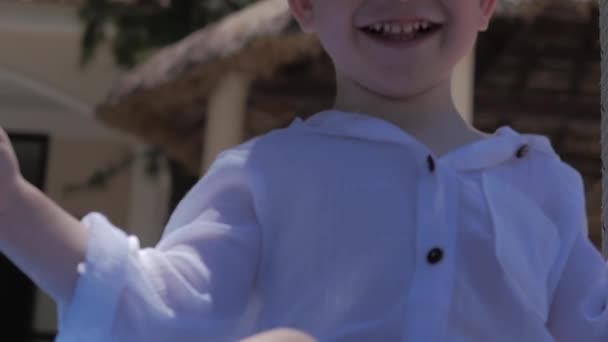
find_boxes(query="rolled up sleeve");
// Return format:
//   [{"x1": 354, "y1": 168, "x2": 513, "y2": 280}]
[
  {"x1": 547, "y1": 230, "x2": 608, "y2": 340},
  {"x1": 546, "y1": 168, "x2": 608, "y2": 341},
  {"x1": 56, "y1": 149, "x2": 262, "y2": 342}
]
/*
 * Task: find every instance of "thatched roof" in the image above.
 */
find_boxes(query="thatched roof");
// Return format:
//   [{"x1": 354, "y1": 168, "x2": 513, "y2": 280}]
[
  {"x1": 2, "y1": 0, "x2": 592, "y2": 14},
  {"x1": 97, "y1": 0, "x2": 327, "y2": 174},
  {"x1": 96, "y1": 0, "x2": 597, "y2": 175},
  {"x1": 0, "y1": 0, "x2": 149, "y2": 5},
  {"x1": 0, "y1": 0, "x2": 83, "y2": 5},
  {"x1": 497, "y1": 0, "x2": 594, "y2": 17}
]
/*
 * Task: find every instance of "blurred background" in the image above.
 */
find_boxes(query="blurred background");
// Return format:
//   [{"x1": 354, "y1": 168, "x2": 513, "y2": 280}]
[{"x1": 0, "y1": 0, "x2": 601, "y2": 340}]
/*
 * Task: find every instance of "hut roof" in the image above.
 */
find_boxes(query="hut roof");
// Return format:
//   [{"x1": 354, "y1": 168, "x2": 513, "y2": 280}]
[
  {"x1": 96, "y1": 0, "x2": 326, "y2": 174},
  {"x1": 0, "y1": 0, "x2": 146, "y2": 5},
  {"x1": 0, "y1": 0, "x2": 83, "y2": 5},
  {"x1": 95, "y1": 0, "x2": 598, "y2": 176},
  {"x1": 2, "y1": 0, "x2": 591, "y2": 13}
]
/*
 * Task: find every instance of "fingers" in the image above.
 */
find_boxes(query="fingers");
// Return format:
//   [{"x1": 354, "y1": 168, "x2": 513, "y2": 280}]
[
  {"x1": 0, "y1": 126, "x2": 8, "y2": 144},
  {"x1": 0, "y1": 126, "x2": 13, "y2": 154},
  {"x1": 0, "y1": 125, "x2": 18, "y2": 174},
  {"x1": 239, "y1": 328, "x2": 317, "y2": 342},
  {"x1": 0, "y1": 127, "x2": 14, "y2": 161}
]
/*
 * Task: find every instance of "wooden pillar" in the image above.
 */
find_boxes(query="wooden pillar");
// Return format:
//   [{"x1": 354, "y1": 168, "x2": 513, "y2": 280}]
[
  {"x1": 202, "y1": 72, "x2": 251, "y2": 174},
  {"x1": 452, "y1": 47, "x2": 476, "y2": 124},
  {"x1": 127, "y1": 143, "x2": 171, "y2": 247}
]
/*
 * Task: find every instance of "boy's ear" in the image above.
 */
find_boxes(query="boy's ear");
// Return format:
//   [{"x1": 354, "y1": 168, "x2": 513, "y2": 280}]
[
  {"x1": 288, "y1": 0, "x2": 316, "y2": 33},
  {"x1": 478, "y1": 0, "x2": 497, "y2": 32}
]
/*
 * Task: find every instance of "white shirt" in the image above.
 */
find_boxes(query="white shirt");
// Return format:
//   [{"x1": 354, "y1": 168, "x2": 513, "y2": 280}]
[{"x1": 56, "y1": 110, "x2": 608, "y2": 341}]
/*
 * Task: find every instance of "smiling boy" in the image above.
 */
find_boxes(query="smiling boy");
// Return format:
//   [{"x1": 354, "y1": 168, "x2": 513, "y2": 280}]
[
  {"x1": 290, "y1": 0, "x2": 494, "y2": 157},
  {"x1": 0, "y1": 0, "x2": 607, "y2": 341}
]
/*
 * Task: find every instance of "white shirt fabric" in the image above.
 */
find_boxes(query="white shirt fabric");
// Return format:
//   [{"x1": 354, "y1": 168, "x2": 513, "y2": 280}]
[{"x1": 56, "y1": 110, "x2": 608, "y2": 341}]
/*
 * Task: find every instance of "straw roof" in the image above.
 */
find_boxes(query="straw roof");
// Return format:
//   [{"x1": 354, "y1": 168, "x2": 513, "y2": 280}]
[
  {"x1": 96, "y1": 0, "x2": 597, "y2": 175},
  {"x1": 0, "y1": 0, "x2": 83, "y2": 5},
  {"x1": 497, "y1": 0, "x2": 593, "y2": 16},
  {"x1": 97, "y1": 0, "x2": 327, "y2": 174},
  {"x1": 1, "y1": 0, "x2": 592, "y2": 14},
  {"x1": 0, "y1": 0, "x2": 145, "y2": 5}
]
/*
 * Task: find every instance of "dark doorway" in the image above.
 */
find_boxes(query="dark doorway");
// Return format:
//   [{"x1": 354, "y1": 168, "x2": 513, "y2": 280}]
[
  {"x1": 1, "y1": 133, "x2": 49, "y2": 342},
  {"x1": 168, "y1": 157, "x2": 199, "y2": 214}
]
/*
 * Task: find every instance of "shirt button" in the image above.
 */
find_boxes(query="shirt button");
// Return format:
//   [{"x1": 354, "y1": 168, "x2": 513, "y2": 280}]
[
  {"x1": 515, "y1": 144, "x2": 529, "y2": 158},
  {"x1": 427, "y1": 155, "x2": 436, "y2": 173},
  {"x1": 427, "y1": 247, "x2": 444, "y2": 264}
]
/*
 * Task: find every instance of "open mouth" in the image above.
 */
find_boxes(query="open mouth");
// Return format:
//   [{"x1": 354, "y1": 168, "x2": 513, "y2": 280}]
[{"x1": 359, "y1": 20, "x2": 442, "y2": 42}]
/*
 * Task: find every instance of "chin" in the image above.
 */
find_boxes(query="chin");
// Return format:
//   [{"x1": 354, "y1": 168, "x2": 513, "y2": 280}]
[
  {"x1": 342, "y1": 69, "x2": 441, "y2": 101},
  {"x1": 365, "y1": 82, "x2": 427, "y2": 101}
]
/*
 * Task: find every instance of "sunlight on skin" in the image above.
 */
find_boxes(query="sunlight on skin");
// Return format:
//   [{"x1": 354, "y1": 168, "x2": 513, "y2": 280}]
[{"x1": 239, "y1": 328, "x2": 317, "y2": 342}]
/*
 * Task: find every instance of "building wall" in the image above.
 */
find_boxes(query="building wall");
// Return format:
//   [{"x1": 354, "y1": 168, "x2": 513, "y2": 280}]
[
  {"x1": 35, "y1": 137, "x2": 134, "y2": 332},
  {"x1": 0, "y1": 2, "x2": 120, "y2": 107},
  {"x1": 0, "y1": 2, "x2": 171, "y2": 334}
]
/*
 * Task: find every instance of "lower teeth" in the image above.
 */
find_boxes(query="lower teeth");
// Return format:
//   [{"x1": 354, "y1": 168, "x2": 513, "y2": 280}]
[
  {"x1": 363, "y1": 26, "x2": 436, "y2": 40},
  {"x1": 372, "y1": 32, "x2": 420, "y2": 41},
  {"x1": 385, "y1": 33, "x2": 418, "y2": 40}
]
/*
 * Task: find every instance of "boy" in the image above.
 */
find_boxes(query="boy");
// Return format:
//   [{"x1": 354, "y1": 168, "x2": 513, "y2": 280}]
[{"x1": 1, "y1": 0, "x2": 607, "y2": 340}]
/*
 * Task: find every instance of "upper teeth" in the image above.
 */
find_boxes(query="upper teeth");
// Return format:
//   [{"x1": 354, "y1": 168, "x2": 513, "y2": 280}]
[{"x1": 367, "y1": 21, "x2": 432, "y2": 34}]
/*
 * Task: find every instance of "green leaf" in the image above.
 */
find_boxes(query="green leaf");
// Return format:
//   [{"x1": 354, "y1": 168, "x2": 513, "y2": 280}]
[{"x1": 78, "y1": 0, "x2": 258, "y2": 69}]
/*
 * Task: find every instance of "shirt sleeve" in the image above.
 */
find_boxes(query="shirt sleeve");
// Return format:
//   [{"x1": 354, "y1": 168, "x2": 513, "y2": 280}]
[
  {"x1": 546, "y1": 167, "x2": 608, "y2": 340},
  {"x1": 55, "y1": 149, "x2": 262, "y2": 342}
]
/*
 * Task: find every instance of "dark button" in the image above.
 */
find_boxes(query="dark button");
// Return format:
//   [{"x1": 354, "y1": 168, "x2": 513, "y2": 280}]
[
  {"x1": 427, "y1": 155, "x2": 436, "y2": 173},
  {"x1": 515, "y1": 144, "x2": 529, "y2": 158},
  {"x1": 427, "y1": 247, "x2": 444, "y2": 264}
]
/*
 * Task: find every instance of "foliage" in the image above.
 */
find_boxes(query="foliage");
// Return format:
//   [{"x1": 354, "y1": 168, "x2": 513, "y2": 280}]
[
  {"x1": 68, "y1": 1, "x2": 257, "y2": 195},
  {"x1": 79, "y1": 0, "x2": 257, "y2": 68},
  {"x1": 63, "y1": 147, "x2": 163, "y2": 195}
]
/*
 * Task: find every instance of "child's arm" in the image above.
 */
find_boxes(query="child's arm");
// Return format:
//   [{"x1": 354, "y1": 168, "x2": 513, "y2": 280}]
[
  {"x1": 545, "y1": 170, "x2": 608, "y2": 340},
  {"x1": 0, "y1": 127, "x2": 263, "y2": 341},
  {"x1": 0, "y1": 178, "x2": 88, "y2": 304},
  {"x1": 546, "y1": 228, "x2": 608, "y2": 340},
  {"x1": 0, "y1": 128, "x2": 88, "y2": 304}
]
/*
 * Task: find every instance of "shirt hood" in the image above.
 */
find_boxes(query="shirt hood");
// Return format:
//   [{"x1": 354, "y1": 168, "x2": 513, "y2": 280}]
[{"x1": 289, "y1": 109, "x2": 556, "y2": 172}]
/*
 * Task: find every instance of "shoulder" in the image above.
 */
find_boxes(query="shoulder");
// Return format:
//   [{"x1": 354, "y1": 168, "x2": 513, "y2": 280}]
[
  {"x1": 218, "y1": 118, "x2": 320, "y2": 157},
  {"x1": 491, "y1": 127, "x2": 583, "y2": 200},
  {"x1": 538, "y1": 153, "x2": 586, "y2": 229},
  {"x1": 200, "y1": 118, "x2": 329, "y2": 191},
  {"x1": 522, "y1": 134, "x2": 584, "y2": 206},
  {"x1": 488, "y1": 128, "x2": 586, "y2": 230},
  {"x1": 512, "y1": 132, "x2": 587, "y2": 235},
  {"x1": 215, "y1": 117, "x2": 349, "y2": 175}
]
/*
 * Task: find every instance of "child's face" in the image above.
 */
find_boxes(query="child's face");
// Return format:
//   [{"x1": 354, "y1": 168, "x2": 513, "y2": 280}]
[{"x1": 289, "y1": 0, "x2": 496, "y2": 99}]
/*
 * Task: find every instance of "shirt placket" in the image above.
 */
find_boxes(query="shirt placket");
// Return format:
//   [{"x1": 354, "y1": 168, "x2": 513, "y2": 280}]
[{"x1": 402, "y1": 153, "x2": 458, "y2": 341}]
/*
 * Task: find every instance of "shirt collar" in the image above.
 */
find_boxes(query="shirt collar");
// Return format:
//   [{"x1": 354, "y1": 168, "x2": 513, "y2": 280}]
[{"x1": 289, "y1": 109, "x2": 556, "y2": 172}]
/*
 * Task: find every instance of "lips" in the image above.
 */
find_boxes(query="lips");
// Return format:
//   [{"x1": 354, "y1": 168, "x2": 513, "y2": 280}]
[
  {"x1": 358, "y1": 20, "x2": 442, "y2": 45},
  {"x1": 361, "y1": 20, "x2": 441, "y2": 37},
  {"x1": 357, "y1": 15, "x2": 443, "y2": 29},
  {"x1": 356, "y1": 16, "x2": 444, "y2": 43}
]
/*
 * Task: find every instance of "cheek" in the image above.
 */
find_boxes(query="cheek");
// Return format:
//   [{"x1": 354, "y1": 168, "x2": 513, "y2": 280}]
[
  {"x1": 445, "y1": 21, "x2": 480, "y2": 57},
  {"x1": 316, "y1": 25, "x2": 356, "y2": 67}
]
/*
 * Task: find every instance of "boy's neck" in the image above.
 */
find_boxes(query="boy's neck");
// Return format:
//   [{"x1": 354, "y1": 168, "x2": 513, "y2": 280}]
[{"x1": 332, "y1": 73, "x2": 489, "y2": 157}]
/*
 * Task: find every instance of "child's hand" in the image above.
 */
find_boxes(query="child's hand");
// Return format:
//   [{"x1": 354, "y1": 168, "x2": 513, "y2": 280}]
[{"x1": 0, "y1": 126, "x2": 24, "y2": 212}]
